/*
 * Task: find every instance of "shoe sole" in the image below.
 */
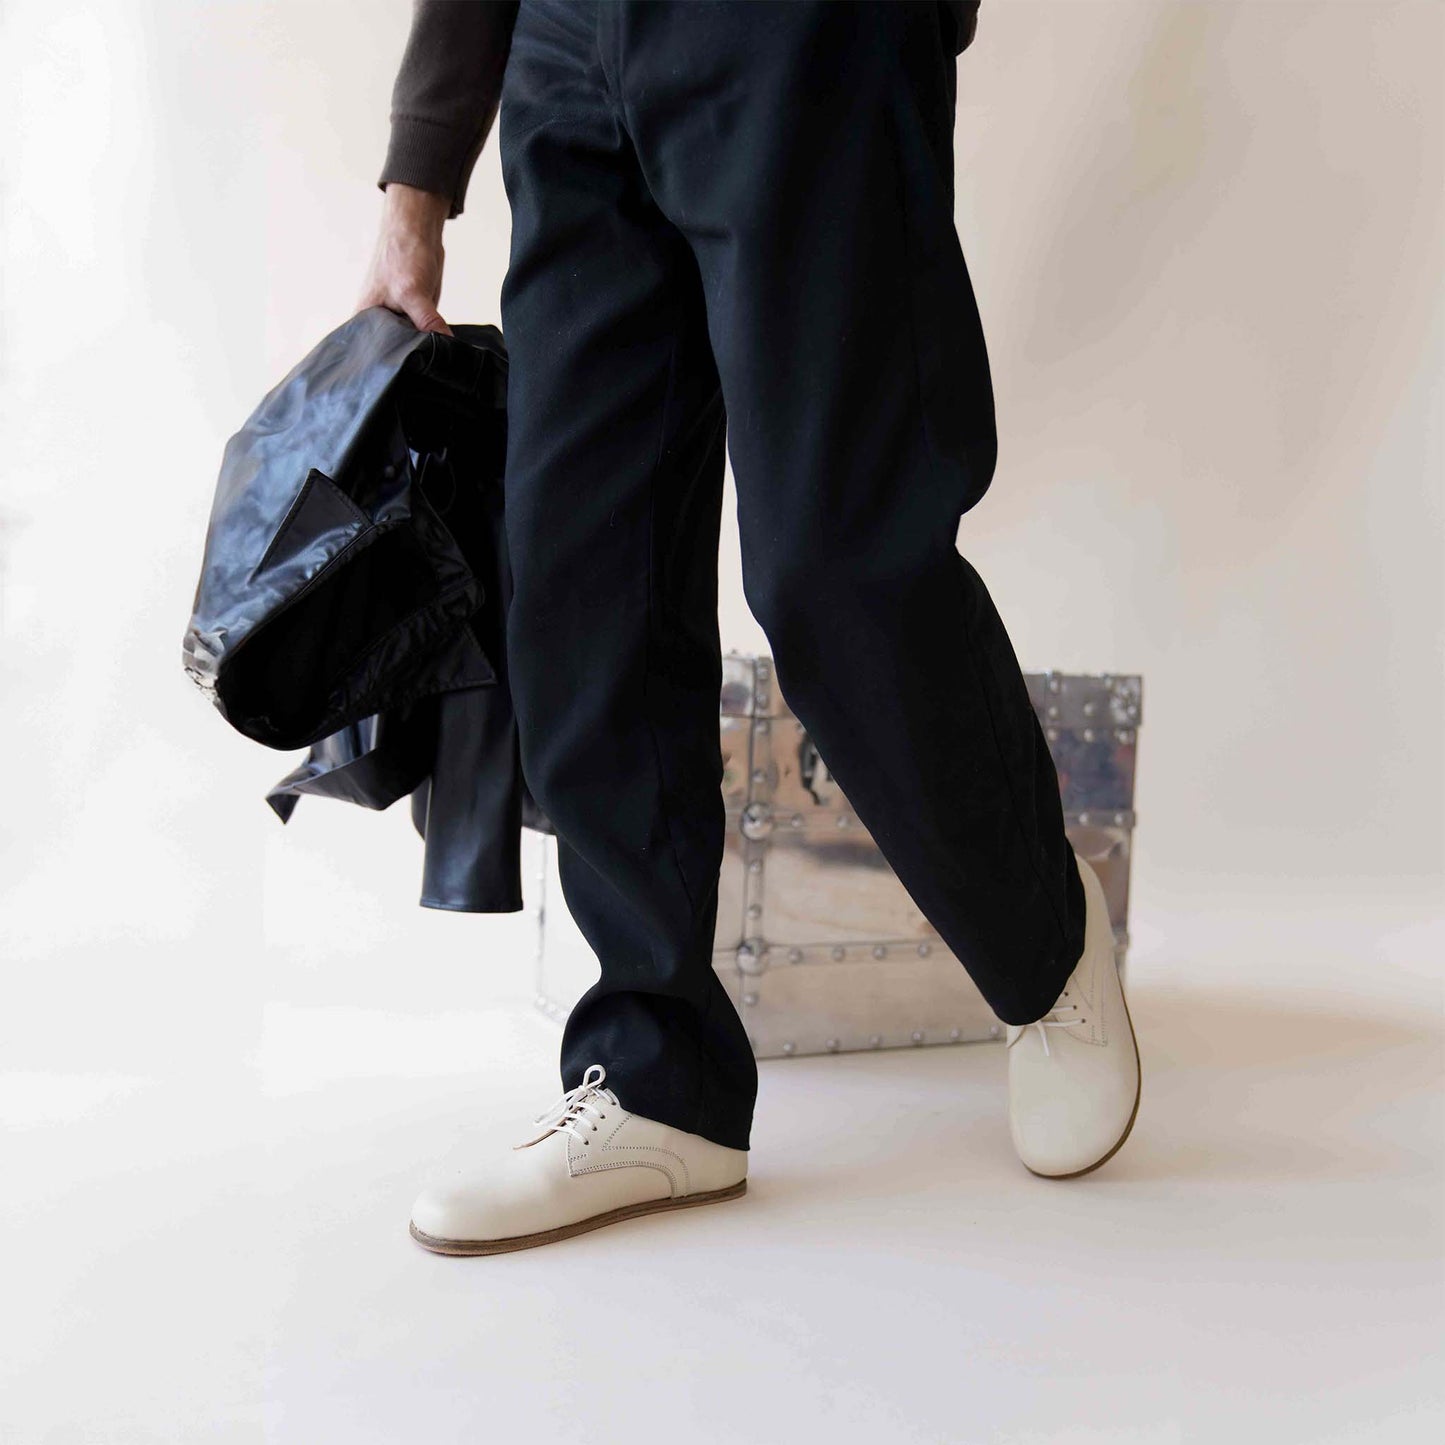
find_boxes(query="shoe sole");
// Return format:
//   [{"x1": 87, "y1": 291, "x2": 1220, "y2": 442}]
[
  {"x1": 408, "y1": 1178, "x2": 748, "y2": 1256},
  {"x1": 1022, "y1": 986, "x2": 1143, "y2": 1181}
]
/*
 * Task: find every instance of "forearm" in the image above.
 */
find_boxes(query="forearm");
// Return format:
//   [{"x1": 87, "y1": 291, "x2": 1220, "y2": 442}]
[{"x1": 377, "y1": 0, "x2": 520, "y2": 221}]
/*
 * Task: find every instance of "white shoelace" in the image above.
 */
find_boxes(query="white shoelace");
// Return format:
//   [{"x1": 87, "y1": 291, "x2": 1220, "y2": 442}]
[
  {"x1": 519, "y1": 1063, "x2": 620, "y2": 1147},
  {"x1": 1030, "y1": 989, "x2": 1087, "y2": 1058}
]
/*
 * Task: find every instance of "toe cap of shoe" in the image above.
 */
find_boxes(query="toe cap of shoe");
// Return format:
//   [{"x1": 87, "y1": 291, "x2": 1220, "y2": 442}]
[
  {"x1": 410, "y1": 1180, "x2": 495, "y2": 1244},
  {"x1": 1009, "y1": 1060, "x2": 1139, "y2": 1176}
]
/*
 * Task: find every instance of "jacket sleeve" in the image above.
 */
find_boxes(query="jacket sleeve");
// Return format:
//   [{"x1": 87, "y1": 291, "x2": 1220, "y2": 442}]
[{"x1": 376, "y1": 0, "x2": 521, "y2": 221}]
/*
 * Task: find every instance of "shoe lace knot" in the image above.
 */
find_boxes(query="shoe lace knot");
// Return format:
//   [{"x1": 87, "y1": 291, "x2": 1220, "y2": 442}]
[{"x1": 523, "y1": 1063, "x2": 620, "y2": 1147}]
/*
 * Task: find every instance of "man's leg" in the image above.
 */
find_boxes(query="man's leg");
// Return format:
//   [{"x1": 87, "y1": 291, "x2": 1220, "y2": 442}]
[
  {"x1": 619, "y1": 0, "x2": 1085, "y2": 1026},
  {"x1": 497, "y1": 0, "x2": 756, "y2": 1153},
  {"x1": 409, "y1": 0, "x2": 756, "y2": 1256},
  {"x1": 612, "y1": 0, "x2": 1139, "y2": 1179}
]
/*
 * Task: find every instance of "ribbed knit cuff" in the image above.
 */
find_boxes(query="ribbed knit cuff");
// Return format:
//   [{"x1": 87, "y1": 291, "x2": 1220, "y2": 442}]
[{"x1": 377, "y1": 114, "x2": 473, "y2": 220}]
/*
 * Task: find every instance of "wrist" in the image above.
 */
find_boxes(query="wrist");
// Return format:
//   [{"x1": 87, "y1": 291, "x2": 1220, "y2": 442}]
[{"x1": 382, "y1": 182, "x2": 451, "y2": 239}]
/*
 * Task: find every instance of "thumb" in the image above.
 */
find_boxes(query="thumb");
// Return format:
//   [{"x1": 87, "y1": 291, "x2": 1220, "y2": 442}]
[{"x1": 410, "y1": 301, "x2": 454, "y2": 337}]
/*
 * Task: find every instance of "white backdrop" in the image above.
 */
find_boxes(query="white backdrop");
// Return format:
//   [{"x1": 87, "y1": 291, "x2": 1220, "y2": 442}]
[
  {"x1": 3, "y1": 0, "x2": 1438, "y2": 1072},
  {"x1": 2, "y1": 3, "x2": 1441, "y2": 1441}
]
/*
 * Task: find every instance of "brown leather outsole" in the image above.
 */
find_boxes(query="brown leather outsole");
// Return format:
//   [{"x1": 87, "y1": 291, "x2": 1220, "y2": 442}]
[
  {"x1": 408, "y1": 1178, "x2": 748, "y2": 1256},
  {"x1": 1022, "y1": 988, "x2": 1143, "y2": 1181}
]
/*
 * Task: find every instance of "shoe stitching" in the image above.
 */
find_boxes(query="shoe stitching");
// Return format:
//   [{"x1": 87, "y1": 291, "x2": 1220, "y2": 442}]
[
  {"x1": 567, "y1": 1111, "x2": 693, "y2": 1195},
  {"x1": 1071, "y1": 956, "x2": 1106, "y2": 1047},
  {"x1": 568, "y1": 1154, "x2": 684, "y2": 1194},
  {"x1": 604, "y1": 1118, "x2": 692, "y2": 1194},
  {"x1": 569, "y1": 1141, "x2": 689, "y2": 1195}
]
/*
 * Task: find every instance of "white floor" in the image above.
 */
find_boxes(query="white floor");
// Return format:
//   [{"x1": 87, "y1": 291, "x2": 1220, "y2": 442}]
[{"x1": 4, "y1": 896, "x2": 1441, "y2": 1445}]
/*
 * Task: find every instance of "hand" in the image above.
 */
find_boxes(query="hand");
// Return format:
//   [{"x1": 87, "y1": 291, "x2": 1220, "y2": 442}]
[{"x1": 355, "y1": 183, "x2": 454, "y2": 335}]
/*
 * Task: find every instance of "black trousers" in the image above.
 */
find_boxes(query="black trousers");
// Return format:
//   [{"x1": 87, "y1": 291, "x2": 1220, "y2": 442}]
[{"x1": 498, "y1": 0, "x2": 1086, "y2": 1152}]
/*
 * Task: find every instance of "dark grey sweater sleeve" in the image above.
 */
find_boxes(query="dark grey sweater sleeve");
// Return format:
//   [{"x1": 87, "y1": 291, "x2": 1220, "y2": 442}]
[{"x1": 377, "y1": 0, "x2": 520, "y2": 221}]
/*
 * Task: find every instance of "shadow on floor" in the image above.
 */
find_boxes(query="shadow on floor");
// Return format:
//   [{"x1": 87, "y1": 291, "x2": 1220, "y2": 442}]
[{"x1": 749, "y1": 979, "x2": 1439, "y2": 1199}]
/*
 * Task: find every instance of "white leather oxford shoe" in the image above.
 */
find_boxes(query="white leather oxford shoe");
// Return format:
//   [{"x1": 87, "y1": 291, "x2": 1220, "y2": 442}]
[
  {"x1": 409, "y1": 1064, "x2": 749, "y2": 1255},
  {"x1": 1006, "y1": 849, "x2": 1142, "y2": 1178}
]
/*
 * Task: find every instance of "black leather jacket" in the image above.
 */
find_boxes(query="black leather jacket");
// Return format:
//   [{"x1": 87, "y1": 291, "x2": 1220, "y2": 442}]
[{"x1": 182, "y1": 306, "x2": 549, "y2": 913}]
